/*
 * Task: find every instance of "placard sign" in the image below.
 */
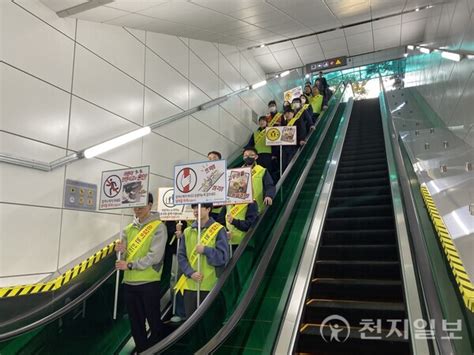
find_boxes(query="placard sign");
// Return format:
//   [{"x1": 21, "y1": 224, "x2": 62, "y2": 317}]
[
  {"x1": 223, "y1": 167, "x2": 253, "y2": 205},
  {"x1": 284, "y1": 86, "x2": 303, "y2": 103},
  {"x1": 173, "y1": 160, "x2": 227, "y2": 205},
  {"x1": 99, "y1": 166, "x2": 150, "y2": 210},
  {"x1": 157, "y1": 187, "x2": 195, "y2": 221},
  {"x1": 265, "y1": 126, "x2": 297, "y2": 146}
]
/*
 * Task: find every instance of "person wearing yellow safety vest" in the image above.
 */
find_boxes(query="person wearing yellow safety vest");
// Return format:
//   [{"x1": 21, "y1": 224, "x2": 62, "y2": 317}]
[
  {"x1": 265, "y1": 100, "x2": 282, "y2": 126},
  {"x1": 280, "y1": 106, "x2": 307, "y2": 172},
  {"x1": 115, "y1": 193, "x2": 167, "y2": 353},
  {"x1": 292, "y1": 96, "x2": 313, "y2": 138},
  {"x1": 242, "y1": 147, "x2": 276, "y2": 214},
  {"x1": 310, "y1": 86, "x2": 325, "y2": 122},
  {"x1": 177, "y1": 203, "x2": 229, "y2": 317},
  {"x1": 217, "y1": 200, "x2": 259, "y2": 253},
  {"x1": 245, "y1": 116, "x2": 274, "y2": 172}
]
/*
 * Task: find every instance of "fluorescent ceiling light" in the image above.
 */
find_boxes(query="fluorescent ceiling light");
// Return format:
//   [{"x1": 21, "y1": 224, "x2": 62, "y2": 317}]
[
  {"x1": 419, "y1": 47, "x2": 431, "y2": 54},
  {"x1": 441, "y1": 51, "x2": 462, "y2": 61},
  {"x1": 407, "y1": 45, "x2": 414, "y2": 50},
  {"x1": 84, "y1": 127, "x2": 151, "y2": 159},
  {"x1": 404, "y1": 53, "x2": 408, "y2": 57},
  {"x1": 280, "y1": 70, "x2": 290, "y2": 77},
  {"x1": 259, "y1": 44, "x2": 265, "y2": 48},
  {"x1": 468, "y1": 55, "x2": 474, "y2": 60},
  {"x1": 305, "y1": 74, "x2": 310, "y2": 79},
  {"x1": 415, "y1": 7, "x2": 420, "y2": 11},
  {"x1": 251, "y1": 80, "x2": 267, "y2": 89}
]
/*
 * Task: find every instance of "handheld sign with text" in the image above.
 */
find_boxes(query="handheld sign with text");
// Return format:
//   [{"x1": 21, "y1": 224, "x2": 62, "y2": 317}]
[
  {"x1": 173, "y1": 160, "x2": 227, "y2": 205},
  {"x1": 284, "y1": 86, "x2": 303, "y2": 103},
  {"x1": 265, "y1": 126, "x2": 297, "y2": 146},
  {"x1": 99, "y1": 166, "x2": 150, "y2": 210},
  {"x1": 221, "y1": 167, "x2": 253, "y2": 205},
  {"x1": 157, "y1": 187, "x2": 195, "y2": 221}
]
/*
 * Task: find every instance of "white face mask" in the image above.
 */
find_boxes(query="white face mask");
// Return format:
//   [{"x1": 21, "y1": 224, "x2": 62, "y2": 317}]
[{"x1": 269, "y1": 105, "x2": 276, "y2": 113}]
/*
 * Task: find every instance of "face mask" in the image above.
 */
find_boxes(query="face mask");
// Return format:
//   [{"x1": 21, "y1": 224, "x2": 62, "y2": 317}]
[
  {"x1": 244, "y1": 157, "x2": 256, "y2": 166},
  {"x1": 269, "y1": 106, "x2": 276, "y2": 113},
  {"x1": 292, "y1": 103, "x2": 301, "y2": 110}
]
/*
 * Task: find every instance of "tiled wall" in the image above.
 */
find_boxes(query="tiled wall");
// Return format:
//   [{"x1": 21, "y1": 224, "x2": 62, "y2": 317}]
[
  {"x1": 0, "y1": 0, "x2": 270, "y2": 286},
  {"x1": 404, "y1": 0, "x2": 474, "y2": 147}
]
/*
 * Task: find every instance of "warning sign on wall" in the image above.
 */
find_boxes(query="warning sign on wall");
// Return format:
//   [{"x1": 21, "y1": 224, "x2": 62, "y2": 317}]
[
  {"x1": 99, "y1": 166, "x2": 150, "y2": 210},
  {"x1": 173, "y1": 160, "x2": 227, "y2": 205}
]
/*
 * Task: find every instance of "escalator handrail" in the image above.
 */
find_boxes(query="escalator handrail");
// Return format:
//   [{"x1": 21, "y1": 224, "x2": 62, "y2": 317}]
[
  {"x1": 195, "y1": 83, "x2": 349, "y2": 355},
  {"x1": 378, "y1": 75, "x2": 455, "y2": 354},
  {"x1": 144, "y1": 82, "x2": 347, "y2": 354},
  {"x1": 0, "y1": 268, "x2": 116, "y2": 341}
]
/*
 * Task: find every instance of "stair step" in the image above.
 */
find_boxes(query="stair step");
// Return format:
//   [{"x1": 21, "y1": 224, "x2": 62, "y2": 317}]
[
  {"x1": 324, "y1": 216, "x2": 395, "y2": 230},
  {"x1": 309, "y1": 278, "x2": 404, "y2": 302},
  {"x1": 303, "y1": 298, "x2": 406, "y2": 328},
  {"x1": 321, "y1": 230, "x2": 397, "y2": 245},
  {"x1": 331, "y1": 185, "x2": 391, "y2": 197},
  {"x1": 334, "y1": 177, "x2": 388, "y2": 189},
  {"x1": 335, "y1": 170, "x2": 388, "y2": 181},
  {"x1": 314, "y1": 260, "x2": 401, "y2": 279},
  {"x1": 337, "y1": 164, "x2": 388, "y2": 174},
  {"x1": 338, "y1": 158, "x2": 387, "y2": 168},
  {"x1": 329, "y1": 195, "x2": 392, "y2": 207},
  {"x1": 326, "y1": 205, "x2": 393, "y2": 218},
  {"x1": 318, "y1": 245, "x2": 398, "y2": 261}
]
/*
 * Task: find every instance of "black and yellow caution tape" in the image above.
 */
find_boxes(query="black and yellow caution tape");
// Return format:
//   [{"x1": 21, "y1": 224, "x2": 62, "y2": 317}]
[
  {"x1": 0, "y1": 241, "x2": 118, "y2": 298},
  {"x1": 420, "y1": 184, "x2": 474, "y2": 312}
]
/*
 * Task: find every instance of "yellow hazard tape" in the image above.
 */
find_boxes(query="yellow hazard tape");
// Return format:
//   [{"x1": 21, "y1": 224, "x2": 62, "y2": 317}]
[
  {"x1": 0, "y1": 240, "x2": 118, "y2": 298},
  {"x1": 420, "y1": 184, "x2": 474, "y2": 312}
]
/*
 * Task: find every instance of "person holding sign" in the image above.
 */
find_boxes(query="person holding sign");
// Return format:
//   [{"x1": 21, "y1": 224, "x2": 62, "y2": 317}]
[
  {"x1": 207, "y1": 151, "x2": 225, "y2": 221},
  {"x1": 245, "y1": 116, "x2": 274, "y2": 172},
  {"x1": 280, "y1": 107, "x2": 307, "y2": 172},
  {"x1": 265, "y1": 100, "x2": 282, "y2": 126},
  {"x1": 115, "y1": 193, "x2": 167, "y2": 353},
  {"x1": 292, "y1": 96, "x2": 312, "y2": 138},
  {"x1": 242, "y1": 147, "x2": 276, "y2": 214},
  {"x1": 219, "y1": 201, "x2": 258, "y2": 253},
  {"x1": 176, "y1": 203, "x2": 229, "y2": 317}
]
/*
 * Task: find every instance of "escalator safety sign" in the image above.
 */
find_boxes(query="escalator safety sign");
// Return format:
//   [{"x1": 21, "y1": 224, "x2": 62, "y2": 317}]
[{"x1": 265, "y1": 126, "x2": 297, "y2": 146}]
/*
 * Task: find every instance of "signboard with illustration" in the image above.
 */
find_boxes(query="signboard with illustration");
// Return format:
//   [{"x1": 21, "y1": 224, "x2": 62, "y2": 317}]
[
  {"x1": 223, "y1": 167, "x2": 253, "y2": 205},
  {"x1": 173, "y1": 160, "x2": 227, "y2": 205},
  {"x1": 99, "y1": 166, "x2": 150, "y2": 210},
  {"x1": 284, "y1": 86, "x2": 303, "y2": 103},
  {"x1": 157, "y1": 187, "x2": 195, "y2": 221},
  {"x1": 265, "y1": 126, "x2": 297, "y2": 146}
]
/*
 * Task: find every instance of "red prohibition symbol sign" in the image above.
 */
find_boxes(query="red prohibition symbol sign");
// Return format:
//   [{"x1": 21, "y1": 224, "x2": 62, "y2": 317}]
[{"x1": 176, "y1": 168, "x2": 197, "y2": 193}]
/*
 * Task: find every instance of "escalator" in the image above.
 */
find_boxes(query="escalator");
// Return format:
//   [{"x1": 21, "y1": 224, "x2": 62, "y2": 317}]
[{"x1": 295, "y1": 98, "x2": 410, "y2": 354}]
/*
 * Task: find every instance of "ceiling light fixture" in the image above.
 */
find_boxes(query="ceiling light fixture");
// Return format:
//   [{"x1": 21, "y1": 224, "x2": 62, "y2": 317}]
[
  {"x1": 419, "y1": 47, "x2": 431, "y2": 54},
  {"x1": 259, "y1": 44, "x2": 265, "y2": 48},
  {"x1": 415, "y1": 7, "x2": 420, "y2": 11},
  {"x1": 305, "y1": 74, "x2": 310, "y2": 79},
  {"x1": 404, "y1": 53, "x2": 409, "y2": 57},
  {"x1": 441, "y1": 51, "x2": 462, "y2": 61},
  {"x1": 251, "y1": 80, "x2": 267, "y2": 89},
  {"x1": 280, "y1": 70, "x2": 290, "y2": 77},
  {"x1": 84, "y1": 127, "x2": 151, "y2": 159},
  {"x1": 407, "y1": 45, "x2": 415, "y2": 50}
]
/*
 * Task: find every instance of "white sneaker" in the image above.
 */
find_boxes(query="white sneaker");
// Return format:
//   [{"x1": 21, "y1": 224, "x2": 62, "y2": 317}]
[{"x1": 170, "y1": 316, "x2": 183, "y2": 323}]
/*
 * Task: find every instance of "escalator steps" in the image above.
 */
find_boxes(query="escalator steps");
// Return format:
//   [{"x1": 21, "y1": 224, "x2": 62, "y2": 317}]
[{"x1": 296, "y1": 99, "x2": 409, "y2": 354}]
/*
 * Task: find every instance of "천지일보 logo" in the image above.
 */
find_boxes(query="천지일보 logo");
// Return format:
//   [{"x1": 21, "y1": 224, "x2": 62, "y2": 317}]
[{"x1": 320, "y1": 315, "x2": 350, "y2": 343}]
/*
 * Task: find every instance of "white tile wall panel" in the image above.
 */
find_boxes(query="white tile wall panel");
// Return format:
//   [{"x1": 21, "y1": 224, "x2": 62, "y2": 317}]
[
  {"x1": 189, "y1": 83, "x2": 211, "y2": 108},
  {"x1": 73, "y1": 45, "x2": 144, "y2": 124},
  {"x1": 218, "y1": 79, "x2": 234, "y2": 96},
  {"x1": 146, "y1": 32, "x2": 190, "y2": 77},
  {"x1": 188, "y1": 117, "x2": 227, "y2": 154},
  {"x1": 189, "y1": 52, "x2": 219, "y2": 99},
  {"x1": 126, "y1": 27, "x2": 147, "y2": 43},
  {"x1": 219, "y1": 53, "x2": 243, "y2": 90},
  {"x1": 142, "y1": 133, "x2": 189, "y2": 177},
  {"x1": 0, "y1": 274, "x2": 52, "y2": 288},
  {"x1": 72, "y1": 6, "x2": 129, "y2": 23},
  {"x1": 0, "y1": 133, "x2": 65, "y2": 207},
  {"x1": 106, "y1": 13, "x2": 154, "y2": 30},
  {"x1": 145, "y1": 49, "x2": 189, "y2": 110},
  {"x1": 1, "y1": 64, "x2": 70, "y2": 148},
  {"x1": 154, "y1": 117, "x2": 190, "y2": 147},
  {"x1": 0, "y1": 204, "x2": 61, "y2": 276},
  {"x1": 76, "y1": 21, "x2": 146, "y2": 83},
  {"x1": 219, "y1": 107, "x2": 250, "y2": 146},
  {"x1": 68, "y1": 97, "x2": 139, "y2": 152},
  {"x1": 2, "y1": 1, "x2": 74, "y2": 91},
  {"x1": 58, "y1": 209, "x2": 125, "y2": 268},
  {"x1": 189, "y1": 39, "x2": 219, "y2": 73},
  {"x1": 273, "y1": 48, "x2": 303, "y2": 69},
  {"x1": 193, "y1": 105, "x2": 220, "y2": 129},
  {"x1": 400, "y1": 19, "x2": 426, "y2": 44},
  {"x1": 106, "y1": 0, "x2": 166, "y2": 13},
  {"x1": 149, "y1": 173, "x2": 174, "y2": 205},
  {"x1": 144, "y1": 88, "x2": 182, "y2": 126},
  {"x1": 15, "y1": 0, "x2": 77, "y2": 38}
]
